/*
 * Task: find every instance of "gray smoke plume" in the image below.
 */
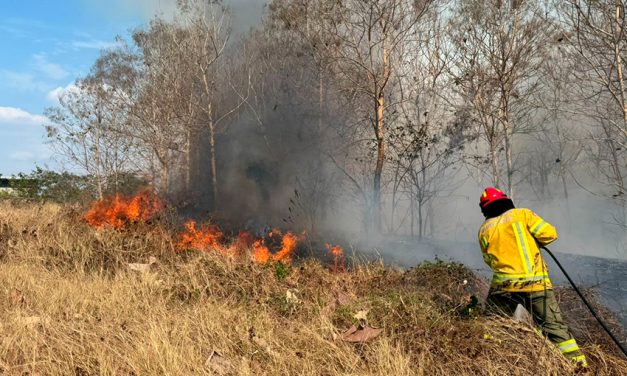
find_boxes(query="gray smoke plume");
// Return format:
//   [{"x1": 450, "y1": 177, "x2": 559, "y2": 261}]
[{"x1": 83, "y1": 0, "x2": 266, "y2": 34}]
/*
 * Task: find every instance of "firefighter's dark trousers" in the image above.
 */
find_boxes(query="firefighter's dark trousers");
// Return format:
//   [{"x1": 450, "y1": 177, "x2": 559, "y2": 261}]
[{"x1": 486, "y1": 289, "x2": 587, "y2": 366}]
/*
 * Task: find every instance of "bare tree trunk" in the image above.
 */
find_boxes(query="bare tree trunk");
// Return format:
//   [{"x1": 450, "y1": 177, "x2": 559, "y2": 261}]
[
  {"x1": 615, "y1": 1, "x2": 627, "y2": 133},
  {"x1": 161, "y1": 162, "x2": 169, "y2": 194},
  {"x1": 504, "y1": 123, "x2": 514, "y2": 199},
  {"x1": 94, "y1": 111, "x2": 104, "y2": 199},
  {"x1": 372, "y1": 41, "x2": 390, "y2": 233},
  {"x1": 420, "y1": 162, "x2": 427, "y2": 239},
  {"x1": 418, "y1": 199, "x2": 423, "y2": 240},
  {"x1": 410, "y1": 186, "x2": 415, "y2": 238},
  {"x1": 427, "y1": 202, "x2": 435, "y2": 238},
  {"x1": 615, "y1": 2, "x2": 627, "y2": 222},
  {"x1": 607, "y1": 127, "x2": 626, "y2": 194},
  {"x1": 390, "y1": 160, "x2": 404, "y2": 234},
  {"x1": 373, "y1": 92, "x2": 385, "y2": 232},
  {"x1": 185, "y1": 128, "x2": 191, "y2": 193},
  {"x1": 319, "y1": 67, "x2": 324, "y2": 133},
  {"x1": 490, "y1": 139, "x2": 500, "y2": 187},
  {"x1": 209, "y1": 114, "x2": 218, "y2": 210},
  {"x1": 554, "y1": 121, "x2": 569, "y2": 200}
]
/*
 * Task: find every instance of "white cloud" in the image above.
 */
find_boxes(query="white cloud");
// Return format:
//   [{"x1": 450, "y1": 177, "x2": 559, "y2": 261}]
[
  {"x1": 33, "y1": 54, "x2": 69, "y2": 80},
  {"x1": 0, "y1": 107, "x2": 48, "y2": 126},
  {"x1": 47, "y1": 82, "x2": 80, "y2": 104}
]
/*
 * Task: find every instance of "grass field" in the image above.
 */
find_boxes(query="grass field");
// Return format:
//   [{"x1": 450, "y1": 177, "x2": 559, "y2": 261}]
[{"x1": 0, "y1": 201, "x2": 625, "y2": 375}]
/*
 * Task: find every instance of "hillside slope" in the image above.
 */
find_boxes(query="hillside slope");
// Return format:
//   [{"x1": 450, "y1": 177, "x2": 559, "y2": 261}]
[{"x1": 0, "y1": 202, "x2": 625, "y2": 375}]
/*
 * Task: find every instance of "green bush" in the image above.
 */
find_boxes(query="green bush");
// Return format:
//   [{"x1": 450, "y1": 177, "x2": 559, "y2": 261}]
[
  {"x1": 7, "y1": 167, "x2": 90, "y2": 203},
  {"x1": 4, "y1": 168, "x2": 149, "y2": 203}
]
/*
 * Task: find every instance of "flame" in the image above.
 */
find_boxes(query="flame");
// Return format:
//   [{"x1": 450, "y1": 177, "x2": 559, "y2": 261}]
[
  {"x1": 326, "y1": 243, "x2": 345, "y2": 272},
  {"x1": 176, "y1": 221, "x2": 304, "y2": 264},
  {"x1": 177, "y1": 223, "x2": 259, "y2": 257},
  {"x1": 235, "y1": 231, "x2": 255, "y2": 250},
  {"x1": 250, "y1": 229, "x2": 304, "y2": 264},
  {"x1": 177, "y1": 220, "x2": 224, "y2": 252},
  {"x1": 272, "y1": 231, "x2": 300, "y2": 262},
  {"x1": 84, "y1": 190, "x2": 163, "y2": 229},
  {"x1": 252, "y1": 239, "x2": 271, "y2": 263}
]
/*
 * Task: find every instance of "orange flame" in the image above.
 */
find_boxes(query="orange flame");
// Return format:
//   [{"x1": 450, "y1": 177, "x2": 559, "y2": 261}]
[
  {"x1": 252, "y1": 239, "x2": 271, "y2": 263},
  {"x1": 235, "y1": 231, "x2": 255, "y2": 250},
  {"x1": 272, "y1": 231, "x2": 300, "y2": 262},
  {"x1": 85, "y1": 190, "x2": 163, "y2": 229},
  {"x1": 250, "y1": 229, "x2": 304, "y2": 264},
  {"x1": 175, "y1": 221, "x2": 304, "y2": 264},
  {"x1": 326, "y1": 243, "x2": 345, "y2": 272},
  {"x1": 177, "y1": 220, "x2": 224, "y2": 252}
]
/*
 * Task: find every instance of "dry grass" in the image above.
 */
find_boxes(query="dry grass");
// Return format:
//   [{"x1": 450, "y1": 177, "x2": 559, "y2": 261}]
[{"x1": 0, "y1": 201, "x2": 625, "y2": 375}]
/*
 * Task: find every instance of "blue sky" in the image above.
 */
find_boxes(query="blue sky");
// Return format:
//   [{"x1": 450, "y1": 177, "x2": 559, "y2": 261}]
[{"x1": 0, "y1": 0, "x2": 264, "y2": 176}]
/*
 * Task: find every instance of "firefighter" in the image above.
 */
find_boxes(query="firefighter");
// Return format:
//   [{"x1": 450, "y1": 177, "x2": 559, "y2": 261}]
[{"x1": 477, "y1": 187, "x2": 587, "y2": 367}]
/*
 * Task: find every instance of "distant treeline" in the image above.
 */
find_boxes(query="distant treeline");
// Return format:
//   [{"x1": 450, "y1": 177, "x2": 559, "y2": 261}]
[{"x1": 0, "y1": 168, "x2": 145, "y2": 202}]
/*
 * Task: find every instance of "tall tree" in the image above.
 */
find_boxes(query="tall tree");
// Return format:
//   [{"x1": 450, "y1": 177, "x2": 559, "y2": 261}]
[
  {"x1": 560, "y1": 0, "x2": 627, "y2": 203},
  {"x1": 269, "y1": 0, "x2": 433, "y2": 231},
  {"x1": 450, "y1": 0, "x2": 551, "y2": 198},
  {"x1": 45, "y1": 77, "x2": 135, "y2": 199}
]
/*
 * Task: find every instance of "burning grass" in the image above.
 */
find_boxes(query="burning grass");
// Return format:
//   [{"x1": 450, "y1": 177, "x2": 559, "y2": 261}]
[
  {"x1": 326, "y1": 243, "x2": 346, "y2": 272},
  {"x1": 84, "y1": 190, "x2": 164, "y2": 229},
  {"x1": 176, "y1": 219, "x2": 304, "y2": 264},
  {"x1": 0, "y1": 200, "x2": 626, "y2": 375}
]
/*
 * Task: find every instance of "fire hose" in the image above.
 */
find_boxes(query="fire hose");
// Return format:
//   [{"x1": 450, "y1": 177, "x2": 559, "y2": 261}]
[{"x1": 541, "y1": 246, "x2": 627, "y2": 358}]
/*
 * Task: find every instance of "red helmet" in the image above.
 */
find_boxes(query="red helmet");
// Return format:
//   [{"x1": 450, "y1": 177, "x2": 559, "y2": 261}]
[{"x1": 479, "y1": 187, "x2": 508, "y2": 208}]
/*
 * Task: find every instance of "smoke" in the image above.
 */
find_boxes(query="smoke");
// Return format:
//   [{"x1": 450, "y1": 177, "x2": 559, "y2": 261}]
[
  {"x1": 81, "y1": 0, "x2": 627, "y2": 262},
  {"x1": 82, "y1": 0, "x2": 266, "y2": 34},
  {"x1": 226, "y1": 0, "x2": 267, "y2": 34},
  {"x1": 207, "y1": 80, "x2": 627, "y2": 263},
  {"x1": 431, "y1": 176, "x2": 627, "y2": 260},
  {"x1": 80, "y1": 0, "x2": 179, "y2": 20}
]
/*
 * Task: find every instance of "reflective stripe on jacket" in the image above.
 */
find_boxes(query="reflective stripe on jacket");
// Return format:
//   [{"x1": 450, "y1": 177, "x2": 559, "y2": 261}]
[{"x1": 478, "y1": 208, "x2": 557, "y2": 292}]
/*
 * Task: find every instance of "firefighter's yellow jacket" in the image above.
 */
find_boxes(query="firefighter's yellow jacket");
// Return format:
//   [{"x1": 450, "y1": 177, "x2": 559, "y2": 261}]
[{"x1": 478, "y1": 208, "x2": 557, "y2": 292}]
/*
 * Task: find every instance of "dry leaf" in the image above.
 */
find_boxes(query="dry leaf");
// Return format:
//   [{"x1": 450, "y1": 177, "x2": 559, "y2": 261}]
[
  {"x1": 336, "y1": 291, "x2": 354, "y2": 306},
  {"x1": 286, "y1": 289, "x2": 300, "y2": 304},
  {"x1": 205, "y1": 350, "x2": 233, "y2": 375},
  {"x1": 341, "y1": 325, "x2": 383, "y2": 342},
  {"x1": 353, "y1": 309, "x2": 369, "y2": 322},
  {"x1": 128, "y1": 256, "x2": 158, "y2": 272},
  {"x1": 128, "y1": 263, "x2": 151, "y2": 272}
]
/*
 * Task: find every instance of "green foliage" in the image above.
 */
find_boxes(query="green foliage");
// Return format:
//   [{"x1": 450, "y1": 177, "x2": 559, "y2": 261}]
[
  {"x1": 273, "y1": 261, "x2": 290, "y2": 282},
  {"x1": 416, "y1": 258, "x2": 468, "y2": 274},
  {"x1": 8, "y1": 167, "x2": 90, "y2": 203},
  {"x1": 416, "y1": 257, "x2": 447, "y2": 269},
  {"x1": 111, "y1": 172, "x2": 147, "y2": 196},
  {"x1": 266, "y1": 294, "x2": 291, "y2": 314},
  {"x1": 4, "y1": 168, "x2": 149, "y2": 203},
  {"x1": 332, "y1": 305, "x2": 355, "y2": 327}
]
